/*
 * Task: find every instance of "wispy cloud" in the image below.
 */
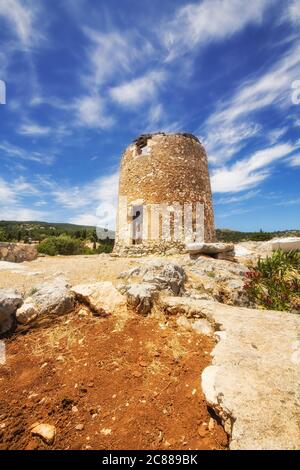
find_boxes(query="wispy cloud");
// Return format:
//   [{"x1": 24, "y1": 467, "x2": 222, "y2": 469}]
[
  {"x1": 0, "y1": 177, "x2": 17, "y2": 203},
  {"x1": 162, "y1": 0, "x2": 273, "y2": 60},
  {"x1": 65, "y1": 172, "x2": 119, "y2": 229},
  {"x1": 110, "y1": 70, "x2": 166, "y2": 107},
  {"x1": 206, "y1": 41, "x2": 300, "y2": 129},
  {"x1": 0, "y1": 169, "x2": 119, "y2": 228},
  {"x1": 18, "y1": 122, "x2": 51, "y2": 136},
  {"x1": 74, "y1": 94, "x2": 114, "y2": 129},
  {"x1": 0, "y1": 141, "x2": 54, "y2": 164},
  {"x1": 47, "y1": 171, "x2": 120, "y2": 229},
  {"x1": 200, "y1": 34, "x2": 300, "y2": 173},
  {"x1": 276, "y1": 197, "x2": 300, "y2": 206},
  {"x1": 215, "y1": 189, "x2": 261, "y2": 205},
  {"x1": 288, "y1": 154, "x2": 300, "y2": 166},
  {"x1": 211, "y1": 143, "x2": 297, "y2": 192},
  {"x1": 202, "y1": 122, "x2": 261, "y2": 165},
  {"x1": 0, "y1": 174, "x2": 47, "y2": 221},
  {"x1": 287, "y1": 0, "x2": 300, "y2": 24},
  {"x1": 83, "y1": 28, "x2": 154, "y2": 88},
  {"x1": 0, "y1": 206, "x2": 48, "y2": 221},
  {"x1": 0, "y1": 0, "x2": 40, "y2": 48},
  {"x1": 216, "y1": 207, "x2": 253, "y2": 219}
]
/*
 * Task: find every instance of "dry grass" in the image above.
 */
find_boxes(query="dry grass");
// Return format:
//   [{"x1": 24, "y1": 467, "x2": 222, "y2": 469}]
[
  {"x1": 167, "y1": 336, "x2": 187, "y2": 360},
  {"x1": 29, "y1": 320, "x2": 83, "y2": 358}
]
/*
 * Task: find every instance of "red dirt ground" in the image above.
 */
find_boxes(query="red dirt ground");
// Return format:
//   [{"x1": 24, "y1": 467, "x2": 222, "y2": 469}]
[{"x1": 0, "y1": 311, "x2": 228, "y2": 450}]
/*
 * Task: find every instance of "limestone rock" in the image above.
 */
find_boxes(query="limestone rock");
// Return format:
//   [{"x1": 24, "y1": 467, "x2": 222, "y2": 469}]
[
  {"x1": 176, "y1": 315, "x2": 213, "y2": 335},
  {"x1": 269, "y1": 237, "x2": 300, "y2": 252},
  {"x1": 30, "y1": 278, "x2": 75, "y2": 317},
  {"x1": 0, "y1": 288, "x2": 23, "y2": 334},
  {"x1": 31, "y1": 423, "x2": 56, "y2": 445},
  {"x1": 142, "y1": 262, "x2": 185, "y2": 295},
  {"x1": 213, "y1": 252, "x2": 235, "y2": 261},
  {"x1": 186, "y1": 242, "x2": 234, "y2": 255},
  {"x1": 126, "y1": 283, "x2": 158, "y2": 315},
  {"x1": 71, "y1": 281, "x2": 126, "y2": 315},
  {"x1": 160, "y1": 295, "x2": 215, "y2": 322},
  {"x1": 118, "y1": 267, "x2": 141, "y2": 279},
  {"x1": 196, "y1": 299, "x2": 300, "y2": 450},
  {"x1": 16, "y1": 298, "x2": 38, "y2": 325},
  {"x1": 192, "y1": 319, "x2": 214, "y2": 335},
  {"x1": 185, "y1": 256, "x2": 250, "y2": 307},
  {"x1": 0, "y1": 242, "x2": 37, "y2": 263}
]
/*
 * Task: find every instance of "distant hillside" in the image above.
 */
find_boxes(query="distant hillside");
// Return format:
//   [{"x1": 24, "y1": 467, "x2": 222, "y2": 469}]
[
  {"x1": 216, "y1": 228, "x2": 300, "y2": 243},
  {"x1": 1, "y1": 221, "x2": 299, "y2": 245},
  {"x1": 0, "y1": 220, "x2": 115, "y2": 242}
]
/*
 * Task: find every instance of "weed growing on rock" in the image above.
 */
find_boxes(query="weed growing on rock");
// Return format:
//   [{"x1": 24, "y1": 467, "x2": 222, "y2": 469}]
[{"x1": 243, "y1": 250, "x2": 300, "y2": 313}]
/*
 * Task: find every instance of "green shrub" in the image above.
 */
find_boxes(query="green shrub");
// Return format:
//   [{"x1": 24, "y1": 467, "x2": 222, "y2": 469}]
[
  {"x1": 37, "y1": 235, "x2": 84, "y2": 256},
  {"x1": 243, "y1": 250, "x2": 300, "y2": 313},
  {"x1": 96, "y1": 241, "x2": 114, "y2": 254},
  {"x1": 0, "y1": 228, "x2": 7, "y2": 242}
]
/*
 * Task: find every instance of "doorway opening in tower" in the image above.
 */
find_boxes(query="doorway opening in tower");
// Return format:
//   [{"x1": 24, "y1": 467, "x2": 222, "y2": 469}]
[{"x1": 132, "y1": 205, "x2": 143, "y2": 245}]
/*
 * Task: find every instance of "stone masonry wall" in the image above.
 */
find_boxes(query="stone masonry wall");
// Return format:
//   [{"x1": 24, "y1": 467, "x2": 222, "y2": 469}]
[{"x1": 114, "y1": 133, "x2": 215, "y2": 255}]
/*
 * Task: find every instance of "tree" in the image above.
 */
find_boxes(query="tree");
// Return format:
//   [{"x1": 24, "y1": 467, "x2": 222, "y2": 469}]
[
  {"x1": 0, "y1": 228, "x2": 7, "y2": 242},
  {"x1": 90, "y1": 229, "x2": 98, "y2": 250}
]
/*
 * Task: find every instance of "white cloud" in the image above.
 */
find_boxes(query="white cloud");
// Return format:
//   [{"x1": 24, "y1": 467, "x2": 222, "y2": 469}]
[
  {"x1": 68, "y1": 213, "x2": 98, "y2": 227},
  {"x1": 211, "y1": 143, "x2": 297, "y2": 192},
  {"x1": 163, "y1": 0, "x2": 273, "y2": 60},
  {"x1": 216, "y1": 190, "x2": 261, "y2": 205},
  {"x1": 147, "y1": 104, "x2": 164, "y2": 127},
  {"x1": 216, "y1": 207, "x2": 252, "y2": 219},
  {"x1": 287, "y1": 0, "x2": 300, "y2": 24},
  {"x1": 14, "y1": 176, "x2": 40, "y2": 195},
  {"x1": 74, "y1": 94, "x2": 114, "y2": 129},
  {"x1": 202, "y1": 122, "x2": 261, "y2": 165},
  {"x1": 0, "y1": 141, "x2": 54, "y2": 164},
  {"x1": 0, "y1": 175, "x2": 48, "y2": 222},
  {"x1": 54, "y1": 171, "x2": 119, "y2": 229},
  {"x1": 53, "y1": 186, "x2": 86, "y2": 209},
  {"x1": 0, "y1": 206, "x2": 47, "y2": 221},
  {"x1": 276, "y1": 197, "x2": 300, "y2": 206},
  {"x1": 83, "y1": 28, "x2": 154, "y2": 88},
  {"x1": 0, "y1": 170, "x2": 119, "y2": 228},
  {"x1": 268, "y1": 127, "x2": 289, "y2": 144},
  {"x1": 288, "y1": 154, "x2": 300, "y2": 166},
  {"x1": 206, "y1": 42, "x2": 300, "y2": 129},
  {"x1": 0, "y1": 0, "x2": 40, "y2": 47},
  {"x1": 18, "y1": 122, "x2": 51, "y2": 136},
  {"x1": 0, "y1": 177, "x2": 17, "y2": 203},
  {"x1": 110, "y1": 71, "x2": 166, "y2": 107},
  {"x1": 201, "y1": 38, "x2": 300, "y2": 167}
]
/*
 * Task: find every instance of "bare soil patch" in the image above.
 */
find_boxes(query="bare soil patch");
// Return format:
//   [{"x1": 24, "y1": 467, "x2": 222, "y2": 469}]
[{"x1": 0, "y1": 310, "x2": 228, "y2": 450}]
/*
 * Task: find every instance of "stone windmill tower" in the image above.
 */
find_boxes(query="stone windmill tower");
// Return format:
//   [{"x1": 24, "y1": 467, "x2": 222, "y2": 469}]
[{"x1": 114, "y1": 132, "x2": 215, "y2": 255}]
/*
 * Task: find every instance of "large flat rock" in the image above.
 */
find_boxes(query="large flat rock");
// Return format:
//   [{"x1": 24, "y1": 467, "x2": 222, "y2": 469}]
[
  {"x1": 161, "y1": 296, "x2": 300, "y2": 449},
  {"x1": 269, "y1": 237, "x2": 300, "y2": 252},
  {"x1": 71, "y1": 281, "x2": 126, "y2": 316},
  {"x1": 186, "y1": 242, "x2": 234, "y2": 255}
]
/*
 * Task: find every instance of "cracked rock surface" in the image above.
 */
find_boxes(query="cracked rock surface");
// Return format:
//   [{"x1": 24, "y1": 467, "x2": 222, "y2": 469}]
[
  {"x1": 162, "y1": 295, "x2": 300, "y2": 450},
  {"x1": 200, "y1": 301, "x2": 300, "y2": 450}
]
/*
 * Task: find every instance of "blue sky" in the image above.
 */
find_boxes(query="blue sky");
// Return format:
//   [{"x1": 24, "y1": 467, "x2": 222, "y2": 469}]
[{"x1": 0, "y1": 0, "x2": 300, "y2": 231}]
